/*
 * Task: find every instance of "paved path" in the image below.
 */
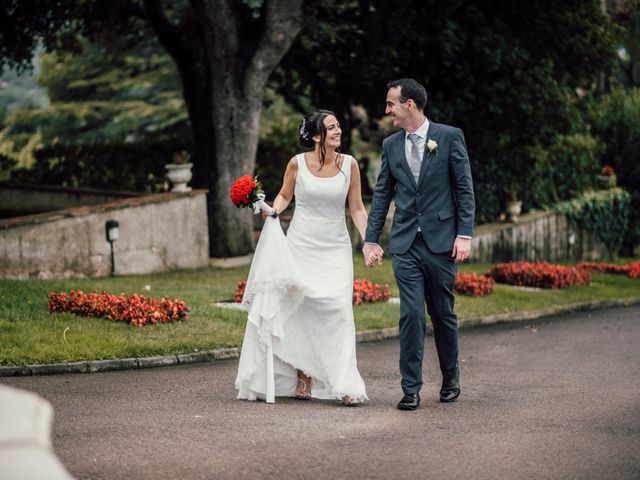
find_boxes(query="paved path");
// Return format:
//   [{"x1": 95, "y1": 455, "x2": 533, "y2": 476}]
[{"x1": 2, "y1": 307, "x2": 640, "y2": 480}]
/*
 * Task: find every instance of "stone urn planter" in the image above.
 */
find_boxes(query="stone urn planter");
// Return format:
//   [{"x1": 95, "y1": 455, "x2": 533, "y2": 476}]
[
  {"x1": 596, "y1": 174, "x2": 616, "y2": 189},
  {"x1": 506, "y1": 200, "x2": 523, "y2": 223},
  {"x1": 165, "y1": 151, "x2": 193, "y2": 192},
  {"x1": 166, "y1": 163, "x2": 193, "y2": 192}
]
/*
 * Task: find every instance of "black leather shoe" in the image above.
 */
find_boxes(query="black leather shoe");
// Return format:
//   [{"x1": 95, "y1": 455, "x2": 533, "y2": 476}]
[
  {"x1": 397, "y1": 393, "x2": 420, "y2": 410},
  {"x1": 440, "y1": 371, "x2": 460, "y2": 403}
]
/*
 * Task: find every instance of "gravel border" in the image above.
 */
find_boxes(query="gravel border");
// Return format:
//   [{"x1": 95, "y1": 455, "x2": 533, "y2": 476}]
[{"x1": 2, "y1": 296, "x2": 639, "y2": 377}]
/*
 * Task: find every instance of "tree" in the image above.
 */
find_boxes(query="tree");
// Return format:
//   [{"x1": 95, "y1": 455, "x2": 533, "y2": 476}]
[
  {"x1": 0, "y1": 36, "x2": 190, "y2": 191},
  {"x1": 274, "y1": 0, "x2": 619, "y2": 222},
  {"x1": 0, "y1": 0, "x2": 306, "y2": 256}
]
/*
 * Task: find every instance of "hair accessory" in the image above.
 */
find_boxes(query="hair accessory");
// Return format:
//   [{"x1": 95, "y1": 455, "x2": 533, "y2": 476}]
[{"x1": 299, "y1": 118, "x2": 310, "y2": 140}]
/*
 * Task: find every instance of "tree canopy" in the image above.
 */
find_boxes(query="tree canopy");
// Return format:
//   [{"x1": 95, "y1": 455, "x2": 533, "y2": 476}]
[
  {"x1": 0, "y1": 0, "x2": 630, "y2": 247},
  {"x1": 1, "y1": 0, "x2": 306, "y2": 256},
  {"x1": 275, "y1": 0, "x2": 620, "y2": 220}
]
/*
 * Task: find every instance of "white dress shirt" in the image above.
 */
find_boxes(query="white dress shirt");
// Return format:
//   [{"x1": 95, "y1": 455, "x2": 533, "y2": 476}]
[{"x1": 405, "y1": 117, "x2": 430, "y2": 168}]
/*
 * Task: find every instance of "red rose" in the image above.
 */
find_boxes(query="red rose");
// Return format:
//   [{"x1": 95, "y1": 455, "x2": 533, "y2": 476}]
[{"x1": 230, "y1": 175, "x2": 262, "y2": 208}]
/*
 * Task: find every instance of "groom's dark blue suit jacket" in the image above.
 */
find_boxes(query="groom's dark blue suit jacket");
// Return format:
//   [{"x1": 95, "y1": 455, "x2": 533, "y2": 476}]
[{"x1": 365, "y1": 122, "x2": 475, "y2": 255}]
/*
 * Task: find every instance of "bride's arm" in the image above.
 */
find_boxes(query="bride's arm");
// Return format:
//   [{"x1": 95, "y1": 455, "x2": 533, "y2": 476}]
[
  {"x1": 348, "y1": 158, "x2": 368, "y2": 241},
  {"x1": 271, "y1": 157, "x2": 298, "y2": 214}
]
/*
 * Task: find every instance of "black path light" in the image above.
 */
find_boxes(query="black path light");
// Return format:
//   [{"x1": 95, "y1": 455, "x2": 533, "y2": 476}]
[{"x1": 105, "y1": 220, "x2": 119, "y2": 276}]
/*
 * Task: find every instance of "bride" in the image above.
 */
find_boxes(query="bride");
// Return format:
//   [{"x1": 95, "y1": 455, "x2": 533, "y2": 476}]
[{"x1": 235, "y1": 109, "x2": 372, "y2": 406}]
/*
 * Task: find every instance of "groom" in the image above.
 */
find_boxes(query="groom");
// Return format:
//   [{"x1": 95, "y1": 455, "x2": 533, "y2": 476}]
[{"x1": 364, "y1": 78, "x2": 475, "y2": 411}]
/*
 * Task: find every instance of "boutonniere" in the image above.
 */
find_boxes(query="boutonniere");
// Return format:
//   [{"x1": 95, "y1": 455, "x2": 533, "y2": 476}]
[{"x1": 425, "y1": 139, "x2": 438, "y2": 156}]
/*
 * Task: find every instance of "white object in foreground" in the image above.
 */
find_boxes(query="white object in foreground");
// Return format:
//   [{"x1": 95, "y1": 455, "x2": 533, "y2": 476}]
[{"x1": 0, "y1": 384, "x2": 75, "y2": 480}]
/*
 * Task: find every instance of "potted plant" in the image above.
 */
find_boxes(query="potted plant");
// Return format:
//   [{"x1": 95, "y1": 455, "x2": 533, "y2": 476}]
[
  {"x1": 165, "y1": 150, "x2": 193, "y2": 192},
  {"x1": 596, "y1": 165, "x2": 617, "y2": 189}
]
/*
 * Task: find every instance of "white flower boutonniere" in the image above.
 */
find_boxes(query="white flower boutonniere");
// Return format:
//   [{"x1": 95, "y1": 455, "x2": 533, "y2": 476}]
[{"x1": 426, "y1": 139, "x2": 438, "y2": 156}]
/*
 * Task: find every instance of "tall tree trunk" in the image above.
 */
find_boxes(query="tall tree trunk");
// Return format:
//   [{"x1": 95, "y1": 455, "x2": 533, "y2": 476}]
[
  {"x1": 145, "y1": 0, "x2": 304, "y2": 257},
  {"x1": 208, "y1": 91, "x2": 263, "y2": 256}
]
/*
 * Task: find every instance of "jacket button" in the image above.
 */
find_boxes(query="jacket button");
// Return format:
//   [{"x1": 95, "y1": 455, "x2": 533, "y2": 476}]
[
  {"x1": 418, "y1": 213, "x2": 422, "y2": 216},
  {"x1": 416, "y1": 193, "x2": 421, "y2": 196}
]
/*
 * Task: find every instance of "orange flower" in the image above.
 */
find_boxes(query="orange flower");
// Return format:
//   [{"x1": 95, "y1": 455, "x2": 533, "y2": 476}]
[
  {"x1": 47, "y1": 290, "x2": 190, "y2": 325},
  {"x1": 486, "y1": 262, "x2": 591, "y2": 289},
  {"x1": 454, "y1": 273, "x2": 495, "y2": 297},
  {"x1": 600, "y1": 165, "x2": 615, "y2": 176}
]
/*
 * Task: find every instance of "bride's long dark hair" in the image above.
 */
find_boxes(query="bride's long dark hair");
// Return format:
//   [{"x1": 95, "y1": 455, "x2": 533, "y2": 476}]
[{"x1": 298, "y1": 109, "x2": 341, "y2": 171}]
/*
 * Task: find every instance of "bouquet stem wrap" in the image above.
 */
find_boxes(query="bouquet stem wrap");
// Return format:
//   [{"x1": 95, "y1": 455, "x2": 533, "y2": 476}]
[{"x1": 253, "y1": 193, "x2": 277, "y2": 217}]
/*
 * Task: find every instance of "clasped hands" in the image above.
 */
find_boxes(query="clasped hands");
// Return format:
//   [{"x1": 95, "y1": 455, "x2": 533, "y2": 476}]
[
  {"x1": 363, "y1": 237, "x2": 472, "y2": 267},
  {"x1": 363, "y1": 243, "x2": 384, "y2": 267}
]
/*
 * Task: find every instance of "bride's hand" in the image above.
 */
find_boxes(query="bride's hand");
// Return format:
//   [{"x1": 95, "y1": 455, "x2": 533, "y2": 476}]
[{"x1": 261, "y1": 209, "x2": 278, "y2": 219}]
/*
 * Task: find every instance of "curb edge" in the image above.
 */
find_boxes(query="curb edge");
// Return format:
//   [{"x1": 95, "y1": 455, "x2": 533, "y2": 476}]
[{"x1": 2, "y1": 297, "x2": 639, "y2": 377}]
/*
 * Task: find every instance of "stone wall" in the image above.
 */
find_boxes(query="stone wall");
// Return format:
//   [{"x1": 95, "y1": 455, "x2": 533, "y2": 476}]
[
  {"x1": 470, "y1": 210, "x2": 609, "y2": 263},
  {"x1": 0, "y1": 191, "x2": 209, "y2": 279},
  {"x1": 345, "y1": 205, "x2": 608, "y2": 262},
  {"x1": 0, "y1": 182, "x2": 140, "y2": 218}
]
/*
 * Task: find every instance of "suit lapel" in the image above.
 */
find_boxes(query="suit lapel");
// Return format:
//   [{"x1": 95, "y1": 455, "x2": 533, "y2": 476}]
[
  {"x1": 417, "y1": 122, "x2": 441, "y2": 190},
  {"x1": 394, "y1": 131, "x2": 417, "y2": 189}
]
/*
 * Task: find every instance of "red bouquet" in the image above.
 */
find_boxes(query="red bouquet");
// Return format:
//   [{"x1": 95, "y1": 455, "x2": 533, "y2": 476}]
[{"x1": 230, "y1": 175, "x2": 263, "y2": 208}]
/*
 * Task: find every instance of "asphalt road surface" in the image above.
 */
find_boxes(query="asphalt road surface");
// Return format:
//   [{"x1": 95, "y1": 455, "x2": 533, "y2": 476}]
[{"x1": 3, "y1": 306, "x2": 640, "y2": 480}]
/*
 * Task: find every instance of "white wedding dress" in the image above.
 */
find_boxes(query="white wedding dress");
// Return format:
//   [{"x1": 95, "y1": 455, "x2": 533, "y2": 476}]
[{"x1": 235, "y1": 154, "x2": 368, "y2": 403}]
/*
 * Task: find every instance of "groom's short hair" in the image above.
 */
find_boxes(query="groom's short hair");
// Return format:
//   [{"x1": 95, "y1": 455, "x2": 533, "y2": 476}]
[{"x1": 387, "y1": 78, "x2": 427, "y2": 111}]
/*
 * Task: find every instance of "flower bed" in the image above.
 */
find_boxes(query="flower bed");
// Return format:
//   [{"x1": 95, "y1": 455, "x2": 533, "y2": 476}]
[
  {"x1": 353, "y1": 278, "x2": 391, "y2": 305},
  {"x1": 48, "y1": 290, "x2": 190, "y2": 327},
  {"x1": 577, "y1": 261, "x2": 640, "y2": 279},
  {"x1": 486, "y1": 261, "x2": 591, "y2": 289},
  {"x1": 454, "y1": 272, "x2": 495, "y2": 297},
  {"x1": 234, "y1": 278, "x2": 391, "y2": 305},
  {"x1": 576, "y1": 261, "x2": 627, "y2": 274},
  {"x1": 234, "y1": 280, "x2": 247, "y2": 303}
]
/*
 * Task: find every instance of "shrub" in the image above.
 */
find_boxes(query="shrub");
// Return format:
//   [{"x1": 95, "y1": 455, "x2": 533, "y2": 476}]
[
  {"x1": 556, "y1": 188, "x2": 631, "y2": 258},
  {"x1": 586, "y1": 88, "x2": 640, "y2": 253},
  {"x1": 454, "y1": 273, "x2": 495, "y2": 297},
  {"x1": 526, "y1": 134, "x2": 601, "y2": 208},
  {"x1": 486, "y1": 261, "x2": 591, "y2": 289},
  {"x1": 48, "y1": 290, "x2": 190, "y2": 326},
  {"x1": 10, "y1": 142, "x2": 184, "y2": 193}
]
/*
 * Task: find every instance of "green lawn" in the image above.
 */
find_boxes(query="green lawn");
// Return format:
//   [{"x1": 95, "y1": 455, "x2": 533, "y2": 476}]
[{"x1": 1, "y1": 254, "x2": 638, "y2": 366}]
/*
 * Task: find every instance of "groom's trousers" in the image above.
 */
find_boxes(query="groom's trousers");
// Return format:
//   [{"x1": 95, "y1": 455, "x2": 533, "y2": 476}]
[{"x1": 392, "y1": 232, "x2": 459, "y2": 395}]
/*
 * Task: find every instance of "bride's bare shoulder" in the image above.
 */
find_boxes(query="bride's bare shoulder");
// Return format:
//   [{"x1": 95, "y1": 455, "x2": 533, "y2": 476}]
[{"x1": 286, "y1": 155, "x2": 300, "y2": 171}]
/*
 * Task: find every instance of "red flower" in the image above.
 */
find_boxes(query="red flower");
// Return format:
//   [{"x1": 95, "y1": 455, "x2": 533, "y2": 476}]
[
  {"x1": 47, "y1": 290, "x2": 190, "y2": 326},
  {"x1": 230, "y1": 175, "x2": 262, "y2": 208},
  {"x1": 578, "y1": 261, "x2": 640, "y2": 280},
  {"x1": 627, "y1": 262, "x2": 640, "y2": 279},
  {"x1": 455, "y1": 272, "x2": 495, "y2": 297},
  {"x1": 233, "y1": 278, "x2": 391, "y2": 305},
  {"x1": 600, "y1": 165, "x2": 615, "y2": 176},
  {"x1": 352, "y1": 279, "x2": 391, "y2": 305},
  {"x1": 234, "y1": 280, "x2": 247, "y2": 303},
  {"x1": 486, "y1": 261, "x2": 591, "y2": 289}
]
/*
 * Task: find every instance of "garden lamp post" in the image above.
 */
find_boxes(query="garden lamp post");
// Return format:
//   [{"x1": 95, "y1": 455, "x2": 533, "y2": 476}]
[{"x1": 105, "y1": 220, "x2": 119, "y2": 276}]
